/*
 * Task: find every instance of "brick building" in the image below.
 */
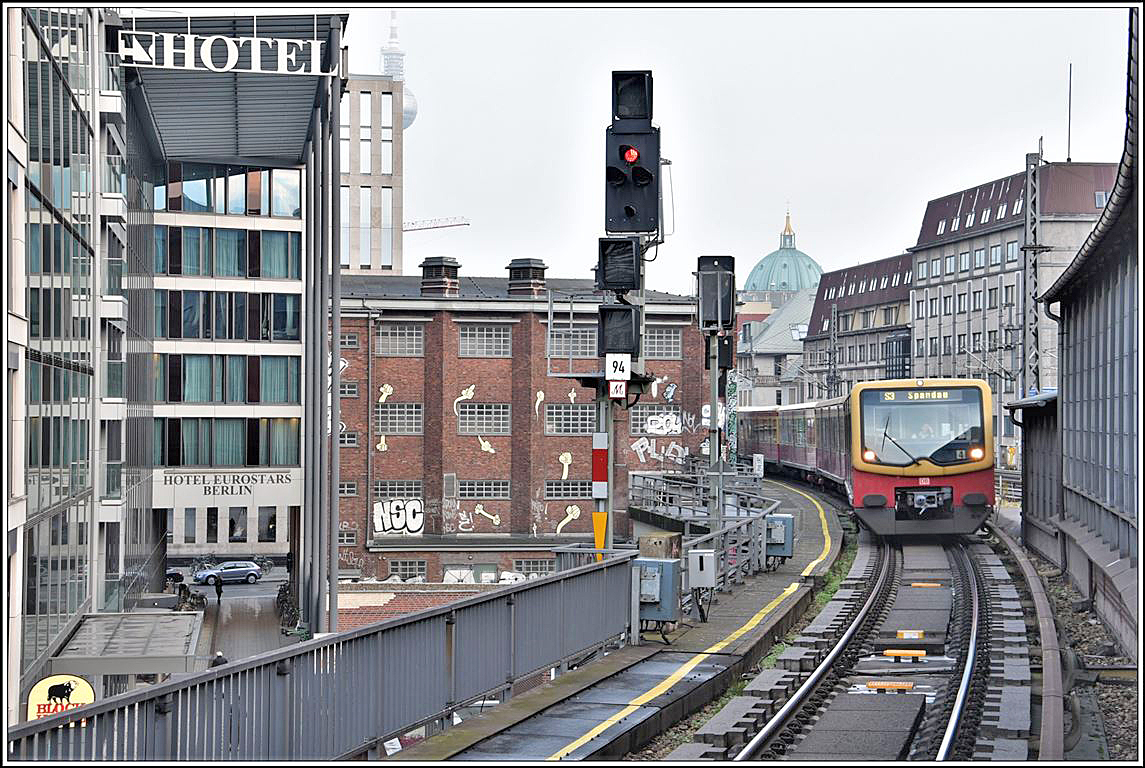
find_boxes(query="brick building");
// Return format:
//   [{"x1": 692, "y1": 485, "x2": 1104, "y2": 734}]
[{"x1": 335, "y1": 258, "x2": 712, "y2": 583}]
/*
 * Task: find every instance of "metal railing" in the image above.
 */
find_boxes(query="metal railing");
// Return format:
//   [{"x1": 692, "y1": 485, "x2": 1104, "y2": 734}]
[
  {"x1": 996, "y1": 469, "x2": 1022, "y2": 505},
  {"x1": 7, "y1": 553, "x2": 637, "y2": 761}
]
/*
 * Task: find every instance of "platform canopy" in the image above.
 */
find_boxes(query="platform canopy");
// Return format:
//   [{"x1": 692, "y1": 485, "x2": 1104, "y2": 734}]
[
  {"x1": 48, "y1": 611, "x2": 204, "y2": 676},
  {"x1": 121, "y1": 13, "x2": 347, "y2": 166}
]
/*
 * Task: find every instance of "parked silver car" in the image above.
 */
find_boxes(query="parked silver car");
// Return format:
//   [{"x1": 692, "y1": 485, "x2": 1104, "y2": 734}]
[{"x1": 193, "y1": 561, "x2": 262, "y2": 585}]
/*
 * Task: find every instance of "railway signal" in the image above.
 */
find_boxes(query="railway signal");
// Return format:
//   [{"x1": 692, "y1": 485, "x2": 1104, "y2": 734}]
[
  {"x1": 605, "y1": 71, "x2": 659, "y2": 233},
  {"x1": 596, "y1": 237, "x2": 642, "y2": 292}
]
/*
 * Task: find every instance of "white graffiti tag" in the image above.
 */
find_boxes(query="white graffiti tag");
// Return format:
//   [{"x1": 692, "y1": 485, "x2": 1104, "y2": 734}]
[
  {"x1": 558, "y1": 452, "x2": 573, "y2": 480},
  {"x1": 534, "y1": 390, "x2": 545, "y2": 416},
  {"x1": 478, "y1": 435, "x2": 496, "y2": 454},
  {"x1": 453, "y1": 384, "x2": 476, "y2": 415},
  {"x1": 378, "y1": 383, "x2": 394, "y2": 403},
  {"x1": 474, "y1": 503, "x2": 501, "y2": 526},
  {"x1": 646, "y1": 412, "x2": 682, "y2": 436},
  {"x1": 567, "y1": 388, "x2": 577, "y2": 403},
  {"x1": 376, "y1": 434, "x2": 388, "y2": 452},
  {"x1": 556, "y1": 504, "x2": 581, "y2": 534},
  {"x1": 372, "y1": 498, "x2": 424, "y2": 535},
  {"x1": 663, "y1": 382, "x2": 678, "y2": 403}
]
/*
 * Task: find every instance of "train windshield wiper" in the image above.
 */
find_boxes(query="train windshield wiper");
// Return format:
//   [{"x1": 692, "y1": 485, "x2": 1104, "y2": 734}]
[{"x1": 881, "y1": 421, "x2": 921, "y2": 466}]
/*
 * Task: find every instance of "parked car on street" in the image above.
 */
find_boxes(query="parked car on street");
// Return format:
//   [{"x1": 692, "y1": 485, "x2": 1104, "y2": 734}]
[
  {"x1": 165, "y1": 568, "x2": 184, "y2": 584},
  {"x1": 192, "y1": 561, "x2": 263, "y2": 585}
]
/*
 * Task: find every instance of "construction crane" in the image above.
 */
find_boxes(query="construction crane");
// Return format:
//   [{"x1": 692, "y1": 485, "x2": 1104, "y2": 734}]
[{"x1": 402, "y1": 217, "x2": 470, "y2": 232}]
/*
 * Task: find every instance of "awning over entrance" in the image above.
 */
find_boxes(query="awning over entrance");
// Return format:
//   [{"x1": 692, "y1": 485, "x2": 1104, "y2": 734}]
[
  {"x1": 121, "y1": 13, "x2": 348, "y2": 165},
  {"x1": 48, "y1": 611, "x2": 204, "y2": 677}
]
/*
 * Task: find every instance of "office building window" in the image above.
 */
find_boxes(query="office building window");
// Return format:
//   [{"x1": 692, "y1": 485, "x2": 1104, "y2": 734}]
[
  {"x1": 1004, "y1": 285, "x2": 1015, "y2": 306},
  {"x1": 545, "y1": 404, "x2": 596, "y2": 435},
  {"x1": 457, "y1": 403, "x2": 511, "y2": 435},
  {"x1": 945, "y1": 254, "x2": 955, "y2": 274},
  {"x1": 1006, "y1": 240, "x2": 1018, "y2": 262},
  {"x1": 459, "y1": 481, "x2": 511, "y2": 499},
  {"x1": 340, "y1": 186, "x2": 350, "y2": 268},
  {"x1": 974, "y1": 248, "x2": 985, "y2": 268},
  {"x1": 917, "y1": 260, "x2": 927, "y2": 279},
  {"x1": 988, "y1": 330, "x2": 998, "y2": 349},
  {"x1": 988, "y1": 287, "x2": 999, "y2": 308},
  {"x1": 869, "y1": 342, "x2": 878, "y2": 361},
  {"x1": 972, "y1": 332, "x2": 982, "y2": 352},
  {"x1": 228, "y1": 507, "x2": 248, "y2": 543},
  {"x1": 270, "y1": 170, "x2": 301, "y2": 218},
  {"x1": 375, "y1": 403, "x2": 424, "y2": 434},
  {"x1": 184, "y1": 508, "x2": 196, "y2": 544},
  {"x1": 990, "y1": 244, "x2": 1001, "y2": 266},
  {"x1": 957, "y1": 293, "x2": 967, "y2": 313},
  {"x1": 459, "y1": 325, "x2": 511, "y2": 357},
  {"x1": 359, "y1": 187, "x2": 372, "y2": 267},
  {"x1": 930, "y1": 257, "x2": 941, "y2": 277},
  {"x1": 861, "y1": 310, "x2": 873, "y2": 328},
  {"x1": 206, "y1": 507, "x2": 218, "y2": 543},
  {"x1": 258, "y1": 506, "x2": 277, "y2": 542},
  {"x1": 943, "y1": 336, "x2": 952, "y2": 355},
  {"x1": 959, "y1": 251, "x2": 970, "y2": 271},
  {"x1": 943, "y1": 296, "x2": 952, "y2": 315},
  {"x1": 929, "y1": 298, "x2": 938, "y2": 317},
  {"x1": 973, "y1": 290, "x2": 983, "y2": 310},
  {"x1": 958, "y1": 334, "x2": 967, "y2": 352},
  {"x1": 915, "y1": 300, "x2": 925, "y2": 320},
  {"x1": 545, "y1": 481, "x2": 593, "y2": 500},
  {"x1": 929, "y1": 337, "x2": 939, "y2": 356},
  {"x1": 916, "y1": 339, "x2": 925, "y2": 357},
  {"x1": 857, "y1": 345, "x2": 866, "y2": 363},
  {"x1": 883, "y1": 307, "x2": 897, "y2": 325}
]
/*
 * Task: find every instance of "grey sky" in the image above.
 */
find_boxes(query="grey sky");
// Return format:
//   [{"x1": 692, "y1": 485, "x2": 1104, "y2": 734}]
[{"x1": 345, "y1": 5, "x2": 1130, "y2": 295}]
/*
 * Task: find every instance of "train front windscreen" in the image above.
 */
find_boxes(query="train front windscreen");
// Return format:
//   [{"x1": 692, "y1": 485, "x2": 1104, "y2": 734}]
[{"x1": 859, "y1": 387, "x2": 985, "y2": 467}]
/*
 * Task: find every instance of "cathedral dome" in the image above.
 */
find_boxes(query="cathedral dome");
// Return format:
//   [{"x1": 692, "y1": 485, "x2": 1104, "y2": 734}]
[{"x1": 742, "y1": 212, "x2": 822, "y2": 292}]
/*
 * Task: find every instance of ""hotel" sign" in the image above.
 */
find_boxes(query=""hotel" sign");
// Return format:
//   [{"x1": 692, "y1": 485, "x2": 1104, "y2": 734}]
[{"x1": 119, "y1": 30, "x2": 339, "y2": 76}]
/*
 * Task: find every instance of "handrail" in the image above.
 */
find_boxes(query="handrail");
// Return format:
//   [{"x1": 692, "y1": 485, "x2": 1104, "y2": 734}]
[{"x1": 7, "y1": 552, "x2": 637, "y2": 759}]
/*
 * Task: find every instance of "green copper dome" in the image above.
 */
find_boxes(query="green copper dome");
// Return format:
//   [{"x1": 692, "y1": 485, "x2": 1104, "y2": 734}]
[{"x1": 743, "y1": 213, "x2": 822, "y2": 292}]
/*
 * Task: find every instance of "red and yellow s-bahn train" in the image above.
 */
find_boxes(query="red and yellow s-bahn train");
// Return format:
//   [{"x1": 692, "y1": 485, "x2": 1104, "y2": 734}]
[{"x1": 738, "y1": 378, "x2": 995, "y2": 536}]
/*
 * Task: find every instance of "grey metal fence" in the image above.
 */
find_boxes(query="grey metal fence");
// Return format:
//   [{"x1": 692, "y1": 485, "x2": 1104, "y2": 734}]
[{"x1": 6, "y1": 554, "x2": 636, "y2": 761}]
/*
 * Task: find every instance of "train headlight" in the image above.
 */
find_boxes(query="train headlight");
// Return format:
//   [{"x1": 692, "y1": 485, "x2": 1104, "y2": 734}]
[
  {"x1": 862, "y1": 449, "x2": 877, "y2": 462},
  {"x1": 969, "y1": 446, "x2": 985, "y2": 460}
]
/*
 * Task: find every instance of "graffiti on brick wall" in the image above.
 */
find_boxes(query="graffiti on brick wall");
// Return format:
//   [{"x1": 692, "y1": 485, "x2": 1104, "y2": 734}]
[
  {"x1": 474, "y1": 503, "x2": 501, "y2": 526},
  {"x1": 646, "y1": 412, "x2": 682, "y2": 436},
  {"x1": 378, "y1": 383, "x2": 393, "y2": 403},
  {"x1": 681, "y1": 410, "x2": 700, "y2": 434},
  {"x1": 651, "y1": 375, "x2": 670, "y2": 398},
  {"x1": 373, "y1": 498, "x2": 424, "y2": 535},
  {"x1": 339, "y1": 549, "x2": 365, "y2": 570},
  {"x1": 440, "y1": 497, "x2": 458, "y2": 533},
  {"x1": 376, "y1": 434, "x2": 388, "y2": 452},
  {"x1": 558, "y1": 451, "x2": 573, "y2": 480},
  {"x1": 453, "y1": 384, "x2": 475, "y2": 414},
  {"x1": 556, "y1": 504, "x2": 581, "y2": 534},
  {"x1": 477, "y1": 435, "x2": 496, "y2": 454},
  {"x1": 630, "y1": 437, "x2": 689, "y2": 465},
  {"x1": 535, "y1": 390, "x2": 545, "y2": 416},
  {"x1": 567, "y1": 388, "x2": 577, "y2": 403},
  {"x1": 663, "y1": 382, "x2": 678, "y2": 403},
  {"x1": 530, "y1": 497, "x2": 547, "y2": 537}
]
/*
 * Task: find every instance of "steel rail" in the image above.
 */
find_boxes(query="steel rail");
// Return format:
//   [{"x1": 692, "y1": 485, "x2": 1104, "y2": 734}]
[
  {"x1": 734, "y1": 537, "x2": 892, "y2": 761},
  {"x1": 987, "y1": 522, "x2": 1063, "y2": 759},
  {"x1": 937, "y1": 544, "x2": 980, "y2": 760}
]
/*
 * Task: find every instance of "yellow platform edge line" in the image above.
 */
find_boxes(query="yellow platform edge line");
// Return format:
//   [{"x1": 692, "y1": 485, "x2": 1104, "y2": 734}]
[{"x1": 762, "y1": 479, "x2": 832, "y2": 578}]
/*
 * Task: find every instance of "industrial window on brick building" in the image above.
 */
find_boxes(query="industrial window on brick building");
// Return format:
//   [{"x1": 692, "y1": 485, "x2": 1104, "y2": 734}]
[
  {"x1": 339, "y1": 333, "x2": 359, "y2": 349},
  {"x1": 390, "y1": 560, "x2": 427, "y2": 580},
  {"x1": 545, "y1": 481, "x2": 593, "y2": 499},
  {"x1": 339, "y1": 431, "x2": 358, "y2": 447},
  {"x1": 459, "y1": 325, "x2": 511, "y2": 357},
  {"x1": 644, "y1": 327, "x2": 682, "y2": 359},
  {"x1": 375, "y1": 480, "x2": 423, "y2": 499},
  {"x1": 375, "y1": 403, "x2": 424, "y2": 434},
  {"x1": 629, "y1": 404, "x2": 682, "y2": 436},
  {"x1": 338, "y1": 528, "x2": 357, "y2": 546},
  {"x1": 375, "y1": 323, "x2": 424, "y2": 356},
  {"x1": 458, "y1": 480, "x2": 510, "y2": 499},
  {"x1": 549, "y1": 325, "x2": 597, "y2": 358},
  {"x1": 457, "y1": 403, "x2": 510, "y2": 434},
  {"x1": 514, "y1": 559, "x2": 555, "y2": 575},
  {"x1": 545, "y1": 404, "x2": 596, "y2": 435}
]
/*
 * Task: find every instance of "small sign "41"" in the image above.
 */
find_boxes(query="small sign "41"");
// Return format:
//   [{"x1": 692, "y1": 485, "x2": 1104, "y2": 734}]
[{"x1": 605, "y1": 353, "x2": 631, "y2": 381}]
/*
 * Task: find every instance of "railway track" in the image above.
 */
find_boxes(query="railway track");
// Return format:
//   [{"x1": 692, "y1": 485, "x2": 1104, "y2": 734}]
[{"x1": 730, "y1": 531, "x2": 1034, "y2": 761}]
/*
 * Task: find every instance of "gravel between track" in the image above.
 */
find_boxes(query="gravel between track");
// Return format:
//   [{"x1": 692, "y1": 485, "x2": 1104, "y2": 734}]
[{"x1": 1032, "y1": 555, "x2": 1137, "y2": 762}]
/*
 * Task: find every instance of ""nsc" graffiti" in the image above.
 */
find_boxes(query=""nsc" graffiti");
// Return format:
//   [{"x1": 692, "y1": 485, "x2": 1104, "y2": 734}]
[{"x1": 372, "y1": 498, "x2": 424, "y2": 535}]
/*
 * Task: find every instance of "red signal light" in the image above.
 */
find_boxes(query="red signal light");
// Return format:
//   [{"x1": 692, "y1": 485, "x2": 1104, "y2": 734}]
[{"x1": 623, "y1": 146, "x2": 640, "y2": 165}]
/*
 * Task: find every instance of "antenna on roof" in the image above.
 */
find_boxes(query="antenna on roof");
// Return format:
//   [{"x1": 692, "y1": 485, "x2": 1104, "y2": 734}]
[{"x1": 1066, "y1": 62, "x2": 1073, "y2": 163}]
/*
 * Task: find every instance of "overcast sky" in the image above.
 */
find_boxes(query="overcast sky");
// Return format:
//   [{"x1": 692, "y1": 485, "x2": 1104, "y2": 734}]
[{"x1": 343, "y1": 5, "x2": 1131, "y2": 295}]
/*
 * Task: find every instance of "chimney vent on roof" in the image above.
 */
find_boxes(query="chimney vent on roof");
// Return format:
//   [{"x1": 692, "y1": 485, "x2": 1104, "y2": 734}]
[
  {"x1": 420, "y1": 256, "x2": 460, "y2": 296},
  {"x1": 506, "y1": 258, "x2": 548, "y2": 296}
]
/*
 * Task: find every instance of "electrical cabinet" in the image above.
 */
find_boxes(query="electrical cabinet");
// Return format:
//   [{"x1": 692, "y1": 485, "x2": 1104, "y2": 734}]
[
  {"x1": 634, "y1": 557, "x2": 681, "y2": 622},
  {"x1": 766, "y1": 513, "x2": 794, "y2": 558},
  {"x1": 687, "y1": 549, "x2": 716, "y2": 589}
]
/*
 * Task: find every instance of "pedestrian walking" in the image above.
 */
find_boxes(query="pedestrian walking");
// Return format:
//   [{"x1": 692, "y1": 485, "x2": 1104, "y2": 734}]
[
  {"x1": 209, "y1": 651, "x2": 228, "y2": 667},
  {"x1": 214, "y1": 579, "x2": 224, "y2": 604}
]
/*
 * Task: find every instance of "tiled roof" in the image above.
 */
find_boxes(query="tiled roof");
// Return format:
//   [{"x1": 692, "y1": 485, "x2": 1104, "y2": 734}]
[
  {"x1": 335, "y1": 591, "x2": 479, "y2": 631},
  {"x1": 913, "y1": 163, "x2": 1117, "y2": 251},
  {"x1": 805, "y1": 253, "x2": 914, "y2": 341},
  {"x1": 738, "y1": 288, "x2": 817, "y2": 356},
  {"x1": 341, "y1": 274, "x2": 693, "y2": 304}
]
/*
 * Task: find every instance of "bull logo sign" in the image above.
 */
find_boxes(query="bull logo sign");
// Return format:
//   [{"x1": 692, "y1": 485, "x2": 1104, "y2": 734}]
[
  {"x1": 26, "y1": 674, "x2": 96, "y2": 722},
  {"x1": 373, "y1": 498, "x2": 424, "y2": 536}
]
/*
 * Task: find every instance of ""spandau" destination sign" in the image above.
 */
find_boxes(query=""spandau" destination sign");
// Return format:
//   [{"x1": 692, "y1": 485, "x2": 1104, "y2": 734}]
[{"x1": 118, "y1": 30, "x2": 339, "y2": 76}]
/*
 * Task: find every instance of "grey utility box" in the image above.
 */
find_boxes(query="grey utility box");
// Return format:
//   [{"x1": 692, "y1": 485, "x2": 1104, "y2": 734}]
[
  {"x1": 634, "y1": 557, "x2": 681, "y2": 622},
  {"x1": 766, "y1": 513, "x2": 795, "y2": 558},
  {"x1": 688, "y1": 549, "x2": 717, "y2": 589}
]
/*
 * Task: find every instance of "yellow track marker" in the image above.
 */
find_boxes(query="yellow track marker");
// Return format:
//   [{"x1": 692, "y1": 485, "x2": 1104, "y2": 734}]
[
  {"x1": 897, "y1": 630, "x2": 926, "y2": 640},
  {"x1": 910, "y1": 582, "x2": 942, "y2": 588},
  {"x1": 867, "y1": 681, "x2": 914, "y2": 690},
  {"x1": 544, "y1": 582, "x2": 802, "y2": 760},
  {"x1": 883, "y1": 650, "x2": 926, "y2": 660}
]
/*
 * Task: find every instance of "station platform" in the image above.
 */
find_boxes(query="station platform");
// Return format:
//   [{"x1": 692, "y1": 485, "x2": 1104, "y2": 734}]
[{"x1": 391, "y1": 479, "x2": 843, "y2": 761}]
